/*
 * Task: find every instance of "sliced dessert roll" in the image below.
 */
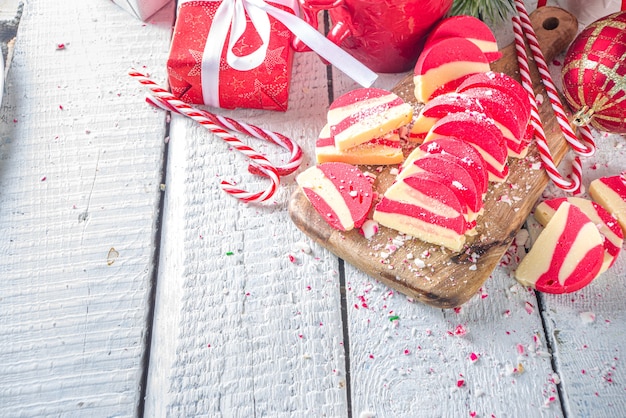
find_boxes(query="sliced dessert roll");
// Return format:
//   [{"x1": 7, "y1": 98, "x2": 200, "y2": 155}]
[
  {"x1": 424, "y1": 112, "x2": 509, "y2": 182},
  {"x1": 315, "y1": 124, "x2": 404, "y2": 165},
  {"x1": 296, "y1": 162, "x2": 374, "y2": 232},
  {"x1": 423, "y1": 15, "x2": 502, "y2": 63},
  {"x1": 534, "y1": 197, "x2": 623, "y2": 274},
  {"x1": 374, "y1": 171, "x2": 468, "y2": 252},
  {"x1": 328, "y1": 88, "x2": 413, "y2": 151},
  {"x1": 413, "y1": 37, "x2": 490, "y2": 103},
  {"x1": 589, "y1": 174, "x2": 626, "y2": 235},
  {"x1": 515, "y1": 202, "x2": 604, "y2": 294},
  {"x1": 402, "y1": 136, "x2": 489, "y2": 195}
]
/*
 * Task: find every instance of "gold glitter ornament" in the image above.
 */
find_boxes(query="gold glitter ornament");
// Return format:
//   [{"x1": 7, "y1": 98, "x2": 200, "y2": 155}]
[{"x1": 561, "y1": 11, "x2": 626, "y2": 134}]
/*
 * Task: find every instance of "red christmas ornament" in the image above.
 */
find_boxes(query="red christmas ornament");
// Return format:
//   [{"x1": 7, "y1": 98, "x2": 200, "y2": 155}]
[{"x1": 561, "y1": 11, "x2": 626, "y2": 134}]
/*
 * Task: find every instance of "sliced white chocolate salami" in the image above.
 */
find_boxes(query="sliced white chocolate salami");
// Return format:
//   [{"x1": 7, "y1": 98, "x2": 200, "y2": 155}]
[
  {"x1": 408, "y1": 92, "x2": 489, "y2": 142},
  {"x1": 402, "y1": 136, "x2": 489, "y2": 195},
  {"x1": 296, "y1": 162, "x2": 373, "y2": 232},
  {"x1": 315, "y1": 124, "x2": 404, "y2": 165},
  {"x1": 374, "y1": 172, "x2": 468, "y2": 252},
  {"x1": 589, "y1": 174, "x2": 626, "y2": 236},
  {"x1": 457, "y1": 72, "x2": 531, "y2": 125},
  {"x1": 424, "y1": 111, "x2": 509, "y2": 182},
  {"x1": 459, "y1": 86, "x2": 528, "y2": 158},
  {"x1": 534, "y1": 197, "x2": 623, "y2": 273},
  {"x1": 397, "y1": 153, "x2": 484, "y2": 229},
  {"x1": 515, "y1": 202, "x2": 605, "y2": 294},
  {"x1": 423, "y1": 15, "x2": 502, "y2": 63},
  {"x1": 327, "y1": 88, "x2": 413, "y2": 151},
  {"x1": 413, "y1": 37, "x2": 490, "y2": 103}
]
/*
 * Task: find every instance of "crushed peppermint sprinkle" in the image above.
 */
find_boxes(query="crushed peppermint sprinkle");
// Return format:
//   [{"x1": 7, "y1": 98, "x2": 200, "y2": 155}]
[
  {"x1": 469, "y1": 352, "x2": 479, "y2": 363},
  {"x1": 580, "y1": 311, "x2": 596, "y2": 324},
  {"x1": 524, "y1": 301, "x2": 535, "y2": 315},
  {"x1": 544, "y1": 396, "x2": 557, "y2": 407},
  {"x1": 449, "y1": 325, "x2": 467, "y2": 337},
  {"x1": 498, "y1": 194, "x2": 513, "y2": 205},
  {"x1": 293, "y1": 241, "x2": 312, "y2": 254},
  {"x1": 360, "y1": 219, "x2": 379, "y2": 240}
]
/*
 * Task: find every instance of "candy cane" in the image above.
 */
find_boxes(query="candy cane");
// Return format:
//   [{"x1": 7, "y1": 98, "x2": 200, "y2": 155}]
[
  {"x1": 513, "y1": 16, "x2": 582, "y2": 194},
  {"x1": 129, "y1": 69, "x2": 281, "y2": 203},
  {"x1": 514, "y1": 0, "x2": 596, "y2": 157},
  {"x1": 145, "y1": 95, "x2": 302, "y2": 177}
]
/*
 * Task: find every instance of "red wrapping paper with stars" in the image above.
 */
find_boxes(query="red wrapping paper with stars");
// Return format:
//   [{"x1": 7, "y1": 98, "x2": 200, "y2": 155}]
[{"x1": 167, "y1": 0, "x2": 296, "y2": 111}]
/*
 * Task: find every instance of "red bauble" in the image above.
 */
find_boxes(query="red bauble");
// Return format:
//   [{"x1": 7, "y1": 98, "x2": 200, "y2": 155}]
[{"x1": 561, "y1": 11, "x2": 626, "y2": 134}]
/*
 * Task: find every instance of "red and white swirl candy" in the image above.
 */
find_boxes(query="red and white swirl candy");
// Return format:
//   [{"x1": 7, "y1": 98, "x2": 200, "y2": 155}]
[{"x1": 515, "y1": 202, "x2": 605, "y2": 294}]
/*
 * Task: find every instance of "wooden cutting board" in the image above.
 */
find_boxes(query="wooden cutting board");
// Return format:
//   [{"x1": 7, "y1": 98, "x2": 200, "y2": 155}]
[{"x1": 289, "y1": 7, "x2": 579, "y2": 308}]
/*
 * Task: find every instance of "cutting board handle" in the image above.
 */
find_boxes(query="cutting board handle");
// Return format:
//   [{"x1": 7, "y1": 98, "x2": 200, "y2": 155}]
[{"x1": 494, "y1": 6, "x2": 578, "y2": 78}]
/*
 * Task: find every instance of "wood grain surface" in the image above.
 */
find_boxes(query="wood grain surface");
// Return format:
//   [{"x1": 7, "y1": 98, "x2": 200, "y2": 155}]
[
  {"x1": 0, "y1": 0, "x2": 175, "y2": 415},
  {"x1": 289, "y1": 6, "x2": 579, "y2": 308}
]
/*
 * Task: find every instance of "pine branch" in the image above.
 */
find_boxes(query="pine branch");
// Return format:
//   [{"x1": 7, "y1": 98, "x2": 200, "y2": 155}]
[{"x1": 450, "y1": 0, "x2": 515, "y2": 23}]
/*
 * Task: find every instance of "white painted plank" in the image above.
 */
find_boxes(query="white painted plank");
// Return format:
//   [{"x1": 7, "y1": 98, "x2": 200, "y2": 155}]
[
  {"x1": 330, "y1": 73, "x2": 560, "y2": 417},
  {"x1": 145, "y1": 48, "x2": 349, "y2": 415},
  {"x1": 0, "y1": 0, "x2": 20, "y2": 21},
  {"x1": 344, "y1": 266, "x2": 562, "y2": 417},
  {"x1": 535, "y1": 130, "x2": 626, "y2": 417},
  {"x1": 328, "y1": 2, "x2": 584, "y2": 414},
  {"x1": 516, "y1": 31, "x2": 626, "y2": 416},
  {"x1": 0, "y1": 0, "x2": 173, "y2": 415}
]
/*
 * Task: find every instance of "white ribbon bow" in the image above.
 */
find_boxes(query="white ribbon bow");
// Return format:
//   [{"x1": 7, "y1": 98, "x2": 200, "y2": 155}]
[{"x1": 180, "y1": 0, "x2": 378, "y2": 107}]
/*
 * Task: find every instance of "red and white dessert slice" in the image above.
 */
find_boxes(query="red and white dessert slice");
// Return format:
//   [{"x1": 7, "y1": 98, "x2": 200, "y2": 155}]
[
  {"x1": 460, "y1": 86, "x2": 528, "y2": 157},
  {"x1": 423, "y1": 15, "x2": 502, "y2": 63},
  {"x1": 515, "y1": 202, "x2": 605, "y2": 294},
  {"x1": 374, "y1": 172, "x2": 467, "y2": 252},
  {"x1": 424, "y1": 111, "x2": 509, "y2": 182},
  {"x1": 507, "y1": 122, "x2": 534, "y2": 159},
  {"x1": 402, "y1": 136, "x2": 489, "y2": 195},
  {"x1": 315, "y1": 124, "x2": 404, "y2": 165},
  {"x1": 589, "y1": 174, "x2": 626, "y2": 236},
  {"x1": 457, "y1": 72, "x2": 531, "y2": 123},
  {"x1": 397, "y1": 153, "x2": 484, "y2": 229},
  {"x1": 296, "y1": 162, "x2": 374, "y2": 232},
  {"x1": 328, "y1": 88, "x2": 413, "y2": 151},
  {"x1": 408, "y1": 92, "x2": 489, "y2": 142},
  {"x1": 534, "y1": 197, "x2": 623, "y2": 273},
  {"x1": 413, "y1": 37, "x2": 490, "y2": 103}
]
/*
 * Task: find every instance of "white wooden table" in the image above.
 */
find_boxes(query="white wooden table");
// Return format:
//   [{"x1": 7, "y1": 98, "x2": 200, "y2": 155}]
[{"x1": 0, "y1": 1, "x2": 625, "y2": 417}]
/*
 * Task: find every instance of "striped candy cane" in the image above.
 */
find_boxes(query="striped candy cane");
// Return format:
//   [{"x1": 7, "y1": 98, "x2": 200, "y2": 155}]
[
  {"x1": 513, "y1": 16, "x2": 582, "y2": 194},
  {"x1": 130, "y1": 69, "x2": 283, "y2": 203},
  {"x1": 144, "y1": 94, "x2": 302, "y2": 177},
  {"x1": 514, "y1": 0, "x2": 596, "y2": 158}
]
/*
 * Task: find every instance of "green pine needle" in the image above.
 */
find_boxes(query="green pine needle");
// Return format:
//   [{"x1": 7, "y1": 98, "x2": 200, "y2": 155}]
[{"x1": 450, "y1": 0, "x2": 515, "y2": 23}]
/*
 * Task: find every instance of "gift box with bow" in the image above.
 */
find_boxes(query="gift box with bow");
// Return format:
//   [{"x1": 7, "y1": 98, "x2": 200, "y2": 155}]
[{"x1": 166, "y1": 0, "x2": 377, "y2": 111}]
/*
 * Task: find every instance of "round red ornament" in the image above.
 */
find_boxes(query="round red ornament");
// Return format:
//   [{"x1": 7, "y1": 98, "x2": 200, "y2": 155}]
[{"x1": 561, "y1": 11, "x2": 626, "y2": 134}]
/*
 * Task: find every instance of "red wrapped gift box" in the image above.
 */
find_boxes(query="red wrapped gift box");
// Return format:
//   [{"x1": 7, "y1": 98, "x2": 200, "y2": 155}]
[{"x1": 167, "y1": 0, "x2": 298, "y2": 111}]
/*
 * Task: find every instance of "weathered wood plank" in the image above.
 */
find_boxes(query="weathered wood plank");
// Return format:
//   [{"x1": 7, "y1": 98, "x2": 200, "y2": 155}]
[
  {"x1": 0, "y1": 0, "x2": 173, "y2": 415},
  {"x1": 330, "y1": 2, "x2": 626, "y2": 415},
  {"x1": 534, "y1": 131, "x2": 626, "y2": 417},
  {"x1": 144, "y1": 48, "x2": 349, "y2": 415},
  {"x1": 331, "y1": 70, "x2": 561, "y2": 416}
]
